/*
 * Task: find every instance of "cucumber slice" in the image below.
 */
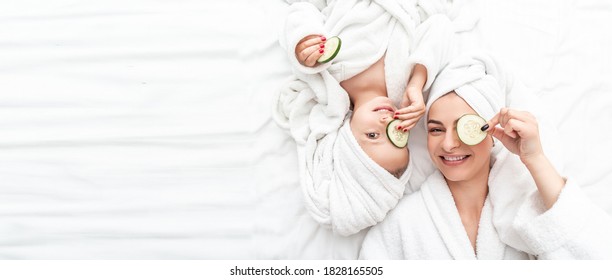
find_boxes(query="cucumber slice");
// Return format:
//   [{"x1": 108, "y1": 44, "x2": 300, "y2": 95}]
[
  {"x1": 456, "y1": 114, "x2": 487, "y2": 146},
  {"x1": 386, "y1": 119, "x2": 409, "y2": 148},
  {"x1": 317, "y1": 36, "x2": 341, "y2": 63}
]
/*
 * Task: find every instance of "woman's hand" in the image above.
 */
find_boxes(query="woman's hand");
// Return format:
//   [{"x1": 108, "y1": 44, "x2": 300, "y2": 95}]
[
  {"x1": 295, "y1": 35, "x2": 326, "y2": 67},
  {"x1": 485, "y1": 108, "x2": 544, "y2": 164},
  {"x1": 486, "y1": 108, "x2": 566, "y2": 209}
]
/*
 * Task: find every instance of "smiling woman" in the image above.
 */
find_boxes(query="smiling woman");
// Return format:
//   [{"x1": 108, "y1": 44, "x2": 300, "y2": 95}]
[
  {"x1": 427, "y1": 93, "x2": 493, "y2": 187},
  {"x1": 359, "y1": 52, "x2": 612, "y2": 260}
]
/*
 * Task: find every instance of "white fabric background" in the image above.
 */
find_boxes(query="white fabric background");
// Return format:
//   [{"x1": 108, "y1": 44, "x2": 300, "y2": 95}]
[{"x1": 0, "y1": 0, "x2": 611, "y2": 259}]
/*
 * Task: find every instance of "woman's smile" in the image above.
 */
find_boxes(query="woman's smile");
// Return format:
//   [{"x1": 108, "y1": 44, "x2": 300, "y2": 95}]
[{"x1": 439, "y1": 154, "x2": 471, "y2": 166}]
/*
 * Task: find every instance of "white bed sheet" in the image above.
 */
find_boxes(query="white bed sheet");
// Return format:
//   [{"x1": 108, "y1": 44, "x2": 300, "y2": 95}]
[{"x1": 0, "y1": 0, "x2": 611, "y2": 259}]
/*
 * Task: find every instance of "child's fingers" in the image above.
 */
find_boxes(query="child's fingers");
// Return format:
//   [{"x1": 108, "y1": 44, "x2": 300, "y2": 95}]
[
  {"x1": 402, "y1": 122, "x2": 417, "y2": 132},
  {"x1": 298, "y1": 44, "x2": 322, "y2": 66},
  {"x1": 394, "y1": 107, "x2": 412, "y2": 115},
  {"x1": 402, "y1": 86, "x2": 424, "y2": 107},
  {"x1": 398, "y1": 119, "x2": 417, "y2": 132},
  {"x1": 395, "y1": 105, "x2": 425, "y2": 116},
  {"x1": 297, "y1": 35, "x2": 323, "y2": 50},
  {"x1": 295, "y1": 35, "x2": 325, "y2": 66},
  {"x1": 304, "y1": 47, "x2": 324, "y2": 67},
  {"x1": 393, "y1": 110, "x2": 422, "y2": 121}
]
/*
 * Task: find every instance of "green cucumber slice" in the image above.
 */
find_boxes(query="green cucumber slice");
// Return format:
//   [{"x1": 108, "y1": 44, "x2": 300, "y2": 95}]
[
  {"x1": 456, "y1": 114, "x2": 487, "y2": 146},
  {"x1": 386, "y1": 119, "x2": 409, "y2": 148},
  {"x1": 317, "y1": 36, "x2": 341, "y2": 63}
]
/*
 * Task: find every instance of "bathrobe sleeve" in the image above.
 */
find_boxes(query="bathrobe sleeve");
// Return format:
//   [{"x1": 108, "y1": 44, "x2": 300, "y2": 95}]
[
  {"x1": 407, "y1": 14, "x2": 458, "y2": 94},
  {"x1": 359, "y1": 206, "x2": 406, "y2": 260},
  {"x1": 513, "y1": 179, "x2": 612, "y2": 259},
  {"x1": 279, "y1": 1, "x2": 333, "y2": 75},
  {"x1": 359, "y1": 223, "x2": 399, "y2": 259}
]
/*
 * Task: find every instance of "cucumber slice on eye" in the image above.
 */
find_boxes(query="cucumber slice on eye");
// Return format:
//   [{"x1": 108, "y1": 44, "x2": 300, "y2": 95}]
[
  {"x1": 317, "y1": 36, "x2": 342, "y2": 63},
  {"x1": 386, "y1": 119, "x2": 409, "y2": 148},
  {"x1": 456, "y1": 114, "x2": 487, "y2": 146}
]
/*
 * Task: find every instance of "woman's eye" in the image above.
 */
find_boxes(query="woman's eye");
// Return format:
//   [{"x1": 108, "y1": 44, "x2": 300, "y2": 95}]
[
  {"x1": 428, "y1": 128, "x2": 443, "y2": 135},
  {"x1": 366, "y1": 132, "x2": 380, "y2": 139}
]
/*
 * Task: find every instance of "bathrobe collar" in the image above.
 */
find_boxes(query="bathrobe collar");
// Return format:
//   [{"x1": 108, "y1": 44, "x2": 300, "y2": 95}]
[{"x1": 420, "y1": 170, "x2": 507, "y2": 260}]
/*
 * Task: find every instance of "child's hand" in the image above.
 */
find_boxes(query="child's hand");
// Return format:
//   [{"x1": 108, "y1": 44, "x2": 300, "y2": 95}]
[
  {"x1": 485, "y1": 108, "x2": 544, "y2": 164},
  {"x1": 295, "y1": 35, "x2": 327, "y2": 67},
  {"x1": 394, "y1": 86, "x2": 426, "y2": 132}
]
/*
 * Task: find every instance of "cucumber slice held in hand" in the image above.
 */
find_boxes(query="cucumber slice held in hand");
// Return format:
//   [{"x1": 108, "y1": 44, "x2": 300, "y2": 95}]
[
  {"x1": 317, "y1": 36, "x2": 342, "y2": 63},
  {"x1": 386, "y1": 119, "x2": 409, "y2": 148},
  {"x1": 456, "y1": 114, "x2": 488, "y2": 146}
]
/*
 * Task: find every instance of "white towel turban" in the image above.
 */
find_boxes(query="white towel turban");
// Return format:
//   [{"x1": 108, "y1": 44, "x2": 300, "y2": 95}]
[
  {"x1": 426, "y1": 52, "x2": 509, "y2": 123},
  {"x1": 320, "y1": 118, "x2": 411, "y2": 236},
  {"x1": 424, "y1": 52, "x2": 511, "y2": 157}
]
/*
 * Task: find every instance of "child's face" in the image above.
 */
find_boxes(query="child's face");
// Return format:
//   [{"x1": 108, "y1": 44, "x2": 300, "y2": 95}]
[
  {"x1": 350, "y1": 96, "x2": 409, "y2": 176},
  {"x1": 427, "y1": 92, "x2": 492, "y2": 182}
]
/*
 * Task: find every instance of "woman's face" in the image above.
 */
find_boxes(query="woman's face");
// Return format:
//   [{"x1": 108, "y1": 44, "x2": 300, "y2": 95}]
[{"x1": 427, "y1": 92, "x2": 492, "y2": 182}]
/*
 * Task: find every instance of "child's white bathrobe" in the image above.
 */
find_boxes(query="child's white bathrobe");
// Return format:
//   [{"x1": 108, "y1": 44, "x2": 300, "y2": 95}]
[
  {"x1": 273, "y1": 0, "x2": 471, "y2": 242},
  {"x1": 359, "y1": 52, "x2": 612, "y2": 259}
]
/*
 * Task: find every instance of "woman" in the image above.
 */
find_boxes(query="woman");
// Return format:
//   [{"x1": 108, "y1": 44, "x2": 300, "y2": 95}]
[{"x1": 359, "y1": 52, "x2": 612, "y2": 259}]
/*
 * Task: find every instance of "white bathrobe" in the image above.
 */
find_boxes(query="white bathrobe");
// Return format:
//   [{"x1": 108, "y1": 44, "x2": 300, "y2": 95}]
[
  {"x1": 274, "y1": 0, "x2": 469, "y2": 238},
  {"x1": 360, "y1": 51, "x2": 612, "y2": 259},
  {"x1": 360, "y1": 149, "x2": 612, "y2": 259}
]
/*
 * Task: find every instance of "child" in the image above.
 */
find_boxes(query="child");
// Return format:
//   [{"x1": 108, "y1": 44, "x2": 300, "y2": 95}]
[{"x1": 274, "y1": 0, "x2": 462, "y2": 240}]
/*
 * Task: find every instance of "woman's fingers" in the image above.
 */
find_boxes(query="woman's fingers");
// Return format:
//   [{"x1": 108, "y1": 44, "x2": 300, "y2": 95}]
[
  {"x1": 487, "y1": 108, "x2": 536, "y2": 129},
  {"x1": 502, "y1": 119, "x2": 520, "y2": 138},
  {"x1": 488, "y1": 116, "x2": 522, "y2": 139},
  {"x1": 486, "y1": 109, "x2": 538, "y2": 138},
  {"x1": 503, "y1": 108, "x2": 536, "y2": 124},
  {"x1": 485, "y1": 111, "x2": 501, "y2": 131},
  {"x1": 490, "y1": 126, "x2": 519, "y2": 154},
  {"x1": 490, "y1": 126, "x2": 505, "y2": 141},
  {"x1": 487, "y1": 108, "x2": 544, "y2": 158}
]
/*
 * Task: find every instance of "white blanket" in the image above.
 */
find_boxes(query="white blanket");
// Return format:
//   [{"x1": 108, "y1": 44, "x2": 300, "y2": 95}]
[
  {"x1": 4, "y1": 0, "x2": 612, "y2": 260},
  {"x1": 273, "y1": 0, "x2": 464, "y2": 237}
]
